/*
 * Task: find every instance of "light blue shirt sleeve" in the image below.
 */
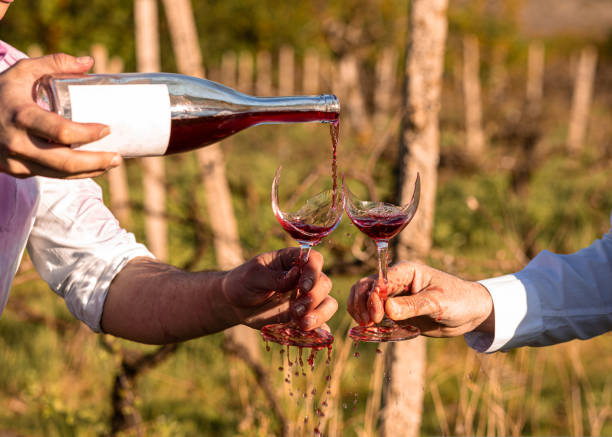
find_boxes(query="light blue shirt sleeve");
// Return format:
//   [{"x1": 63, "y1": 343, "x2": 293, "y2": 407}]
[
  {"x1": 26, "y1": 177, "x2": 154, "y2": 333},
  {"x1": 465, "y1": 213, "x2": 612, "y2": 353}
]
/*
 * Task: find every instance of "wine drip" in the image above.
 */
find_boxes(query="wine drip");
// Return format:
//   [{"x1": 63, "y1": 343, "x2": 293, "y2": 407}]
[{"x1": 267, "y1": 343, "x2": 333, "y2": 436}]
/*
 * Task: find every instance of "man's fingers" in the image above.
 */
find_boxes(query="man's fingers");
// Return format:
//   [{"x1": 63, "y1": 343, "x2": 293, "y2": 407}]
[
  {"x1": 0, "y1": 155, "x2": 108, "y2": 179},
  {"x1": 298, "y1": 296, "x2": 338, "y2": 331},
  {"x1": 367, "y1": 289, "x2": 384, "y2": 324},
  {"x1": 20, "y1": 138, "x2": 120, "y2": 177},
  {"x1": 385, "y1": 293, "x2": 440, "y2": 321},
  {"x1": 14, "y1": 103, "x2": 110, "y2": 145},
  {"x1": 347, "y1": 278, "x2": 376, "y2": 326},
  {"x1": 291, "y1": 273, "x2": 331, "y2": 319},
  {"x1": 16, "y1": 53, "x2": 95, "y2": 78},
  {"x1": 384, "y1": 261, "x2": 420, "y2": 297},
  {"x1": 299, "y1": 250, "x2": 324, "y2": 293}
]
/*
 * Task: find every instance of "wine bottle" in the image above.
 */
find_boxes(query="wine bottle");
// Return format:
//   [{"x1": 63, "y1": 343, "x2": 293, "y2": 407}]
[{"x1": 35, "y1": 73, "x2": 340, "y2": 157}]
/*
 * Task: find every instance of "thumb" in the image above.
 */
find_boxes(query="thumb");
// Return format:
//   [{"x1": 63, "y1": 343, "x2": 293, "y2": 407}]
[
  {"x1": 26, "y1": 53, "x2": 95, "y2": 77},
  {"x1": 265, "y1": 265, "x2": 300, "y2": 294},
  {"x1": 385, "y1": 292, "x2": 439, "y2": 321}
]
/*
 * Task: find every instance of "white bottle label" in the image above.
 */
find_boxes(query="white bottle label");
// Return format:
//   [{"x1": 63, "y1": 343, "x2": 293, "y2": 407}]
[{"x1": 68, "y1": 84, "x2": 171, "y2": 157}]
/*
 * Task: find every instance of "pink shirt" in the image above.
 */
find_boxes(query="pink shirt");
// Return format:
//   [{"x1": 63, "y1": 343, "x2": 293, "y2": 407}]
[
  {"x1": 0, "y1": 41, "x2": 153, "y2": 331},
  {"x1": 0, "y1": 39, "x2": 27, "y2": 70},
  {"x1": 0, "y1": 41, "x2": 38, "y2": 314}
]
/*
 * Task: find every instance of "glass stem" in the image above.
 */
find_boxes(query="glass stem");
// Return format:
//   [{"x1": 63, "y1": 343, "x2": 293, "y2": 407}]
[
  {"x1": 292, "y1": 243, "x2": 313, "y2": 306},
  {"x1": 376, "y1": 240, "x2": 393, "y2": 327},
  {"x1": 376, "y1": 240, "x2": 389, "y2": 285},
  {"x1": 299, "y1": 243, "x2": 313, "y2": 269}
]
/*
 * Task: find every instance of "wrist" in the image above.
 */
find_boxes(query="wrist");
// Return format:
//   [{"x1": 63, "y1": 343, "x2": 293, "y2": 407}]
[
  {"x1": 197, "y1": 270, "x2": 239, "y2": 334},
  {"x1": 473, "y1": 282, "x2": 495, "y2": 335}
]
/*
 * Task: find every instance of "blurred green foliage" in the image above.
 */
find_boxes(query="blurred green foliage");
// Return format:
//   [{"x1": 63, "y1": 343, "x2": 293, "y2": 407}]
[{"x1": 0, "y1": 0, "x2": 407, "y2": 71}]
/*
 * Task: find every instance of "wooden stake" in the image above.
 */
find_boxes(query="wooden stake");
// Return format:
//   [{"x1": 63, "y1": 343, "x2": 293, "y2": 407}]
[
  {"x1": 91, "y1": 44, "x2": 132, "y2": 230},
  {"x1": 136, "y1": 0, "x2": 167, "y2": 262},
  {"x1": 278, "y1": 45, "x2": 295, "y2": 95},
  {"x1": 256, "y1": 50, "x2": 273, "y2": 96},
  {"x1": 160, "y1": 4, "x2": 282, "y2": 433},
  {"x1": 385, "y1": 1, "x2": 449, "y2": 437},
  {"x1": 526, "y1": 41, "x2": 545, "y2": 111},
  {"x1": 339, "y1": 55, "x2": 369, "y2": 136},
  {"x1": 237, "y1": 50, "x2": 253, "y2": 93},
  {"x1": 463, "y1": 34, "x2": 485, "y2": 161},
  {"x1": 302, "y1": 48, "x2": 320, "y2": 94},
  {"x1": 567, "y1": 45, "x2": 598, "y2": 154}
]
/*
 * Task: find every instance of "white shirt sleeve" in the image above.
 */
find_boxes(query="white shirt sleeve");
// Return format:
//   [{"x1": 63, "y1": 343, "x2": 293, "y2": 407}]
[
  {"x1": 465, "y1": 214, "x2": 612, "y2": 353},
  {"x1": 26, "y1": 177, "x2": 154, "y2": 333}
]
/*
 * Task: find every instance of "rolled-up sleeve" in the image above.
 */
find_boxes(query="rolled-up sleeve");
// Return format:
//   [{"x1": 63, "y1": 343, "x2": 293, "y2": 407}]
[
  {"x1": 27, "y1": 177, "x2": 154, "y2": 332},
  {"x1": 465, "y1": 215, "x2": 612, "y2": 353}
]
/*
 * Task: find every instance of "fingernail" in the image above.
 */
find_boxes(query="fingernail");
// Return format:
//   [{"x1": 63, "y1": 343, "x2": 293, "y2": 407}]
[
  {"x1": 301, "y1": 277, "x2": 313, "y2": 292},
  {"x1": 301, "y1": 315, "x2": 317, "y2": 330},
  {"x1": 99, "y1": 126, "x2": 111, "y2": 138},
  {"x1": 110, "y1": 155, "x2": 122, "y2": 167},
  {"x1": 76, "y1": 56, "x2": 93, "y2": 64}
]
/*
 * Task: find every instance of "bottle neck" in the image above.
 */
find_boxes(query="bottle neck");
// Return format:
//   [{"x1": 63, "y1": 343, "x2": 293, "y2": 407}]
[
  {"x1": 236, "y1": 94, "x2": 340, "y2": 123},
  {"x1": 171, "y1": 92, "x2": 340, "y2": 125}
]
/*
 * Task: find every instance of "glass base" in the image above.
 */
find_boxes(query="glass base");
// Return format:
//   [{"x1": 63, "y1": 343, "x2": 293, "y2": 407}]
[
  {"x1": 349, "y1": 319, "x2": 419, "y2": 343},
  {"x1": 261, "y1": 323, "x2": 334, "y2": 348}
]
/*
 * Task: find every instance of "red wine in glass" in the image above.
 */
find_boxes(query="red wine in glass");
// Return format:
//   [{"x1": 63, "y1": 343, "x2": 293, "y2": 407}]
[
  {"x1": 260, "y1": 166, "x2": 344, "y2": 348},
  {"x1": 344, "y1": 174, "x2": 421, "y2": 342}
]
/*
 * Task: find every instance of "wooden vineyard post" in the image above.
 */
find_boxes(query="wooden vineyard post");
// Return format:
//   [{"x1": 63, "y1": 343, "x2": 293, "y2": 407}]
[
  {"x1": 384, "y1": 1, "x2": 449, "y2": 437},
  {"x1": 161, "y1": 3, "x2": 290, "y2": 433},
  {"x1": 90, "y1": 44, "x2": 132, "y2": 230},
  {"x1": 338, "y1": 55, "x2": 369, "y2": 138},
  {"x1": 221, "y1": 51, "x2": 237, "y2": 88},
  {"x1": 302, "y1": 48, "x2": 321, "y2": 94},
  {"x1": 374, "y1": 47, "x2": 398, "y2": 126},
  {"x1": 104, "y1": 3, "x2": 176, "y2": 435},
  {"x1": 278, "y1": 45, "x2": 295, "y2": 96},
  {"x1": 526, "y1": 41, "x2": 545, "y2": 115},
  {"x1": 567, "y1": 45, "x2": 598, "y2": 154},
  {"x1": 238, "y1": 51, "x2": 254, "y2": 93},
  {"x1": 463, "y1": 34, "x2": 485, "y2": 161},
  {"x1": 509, "y1": 41, "x2": 545, "y2": 207},
  {"x1": 135, "y1": 0, "x2": 167, "y2": 262},
  {"x1": 159, "y1": 3, "x2": 290, "y2": 435},
  {"x1": 256, "y1": 50, "x2": 273, "y2": 96}
]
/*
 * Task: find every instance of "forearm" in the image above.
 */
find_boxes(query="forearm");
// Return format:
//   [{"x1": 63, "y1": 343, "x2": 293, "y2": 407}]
[{"x1": 100, "y1": 257, "x2": 237, "y2": 344}]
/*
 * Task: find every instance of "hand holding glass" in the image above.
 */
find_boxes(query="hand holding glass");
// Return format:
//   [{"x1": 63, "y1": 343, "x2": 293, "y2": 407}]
[
  {"x1": 260, "y1": 166, "x2": 344, "y2": 347},
  {"x1": 344, "y1": 174, "x2": 421, "y2": 342}
]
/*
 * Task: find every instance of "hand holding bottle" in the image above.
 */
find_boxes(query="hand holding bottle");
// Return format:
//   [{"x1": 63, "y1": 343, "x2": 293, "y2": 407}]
[
  {"x1": 36, "y1": 72, "x2": 339, "y2": 157},
  {"x1": 0, "y1": 53, "x2": 121, "y2": 178}
]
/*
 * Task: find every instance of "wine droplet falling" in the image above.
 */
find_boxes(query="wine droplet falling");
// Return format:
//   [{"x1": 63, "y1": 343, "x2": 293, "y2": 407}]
[{"x1": 330, "y1": 120, "x2": 339, "y2": 206}]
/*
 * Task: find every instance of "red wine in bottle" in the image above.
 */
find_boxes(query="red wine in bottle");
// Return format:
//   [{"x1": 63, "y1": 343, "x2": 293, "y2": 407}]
[
  {"x1": 169, "y1": 110, "x2": 338, "y2": 155},
  {"x1": 35, "y1": 73, "x2": 339, "y2": 157}
]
